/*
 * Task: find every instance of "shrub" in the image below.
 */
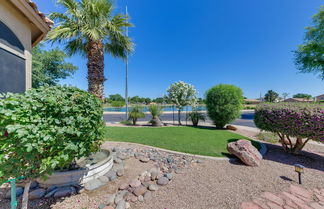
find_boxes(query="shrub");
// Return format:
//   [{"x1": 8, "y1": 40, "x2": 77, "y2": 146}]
[
  {"x1": 148, "y1": 105, "x2": 164, "y2": 126},
  {"x1": 205, "y1": 84, "x2": 243, "y2": 128},
  {"x1": 0, "y1": 86, "x2": 105, "y2": 205},
  {"x1": 254, "y1": 103, "x2": 324, "y2": 154},
  {"x1": 187, "y1": 110, "x2": 205, "y2": 126},
  {"x1": 111, "y1": 101, "x2": 125, "y2": 109},
  {"x1": 128, "y1": 105, "x2": 145, "y2": 125}
]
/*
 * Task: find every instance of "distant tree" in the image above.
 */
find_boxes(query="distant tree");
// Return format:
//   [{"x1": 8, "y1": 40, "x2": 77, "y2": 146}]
[
  {"x1": 294, "y1": 6, "x2": 324, "y2": 80},
  {"x1": 32, "y1": 46, "x2": 77, "y2": 88},
  {"x1": 264, "y1": 90, "x2": 279, "y2": 102},
  {"x1": 107, "y1": 94, "x2": 124, "y2": 102},
  {"x1": 144, "y1": 98, "x2": 151, "y2": 105},
  {"x1": 197, "y1": 98, "x2": 205, "y2": 104},
  {"x1": 282, "y1": 93, "x2": 290, "y2": 100},
  {"x1": 293, "y1": 93, "x2": 312, "y2": 100},
  {"x1": 111, "y1": 101, "x2": 124, "y2": 109},
  {"x1": 167, "y1": 81, "x2": 197, "y2": 125},
  {"x1": 153, "y1": 97, "x2": 164, "y2": 104},
  {"x1": 130, "y1": 96, "x2": 140, "y2": 104}
]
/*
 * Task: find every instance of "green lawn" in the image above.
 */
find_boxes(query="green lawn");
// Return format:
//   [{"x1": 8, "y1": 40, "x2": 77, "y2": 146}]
[{"x1": 105, "y1": 126, "x2": 260, "y2": 157}]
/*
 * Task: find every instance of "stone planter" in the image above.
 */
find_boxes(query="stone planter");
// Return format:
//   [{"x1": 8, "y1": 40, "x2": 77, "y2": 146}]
[{"x1": 37, "y1": 150, "x2": 113, "y2": 188}]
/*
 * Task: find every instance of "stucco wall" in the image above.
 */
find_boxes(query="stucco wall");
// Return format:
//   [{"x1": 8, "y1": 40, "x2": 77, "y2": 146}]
[{"x1": 0, "y1": 0, "x2": 32, "y2": 90}]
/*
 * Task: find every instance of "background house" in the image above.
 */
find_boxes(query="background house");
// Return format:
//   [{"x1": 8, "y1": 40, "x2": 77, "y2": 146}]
[
  {"x1": 283, "y1": 98, "x2": 314, "y2": 103},
  {"x1": 0, "y1": 0, "x2": 52, "y2": 94},
  {"x1": 316, "y1": 94, "x2": 324, "y2": 102}
]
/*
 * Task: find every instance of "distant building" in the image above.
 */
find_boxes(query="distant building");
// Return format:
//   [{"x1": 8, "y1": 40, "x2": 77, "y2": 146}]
[
  {"x1": 0, "y1": 0, "x2": 52, "y2": 94},
  {"x1": 316, "y1": 94, "x2": 324, "y2": 102},
  {"x1": 283, "y1": 98, "x2": 313, "y2": 103}
]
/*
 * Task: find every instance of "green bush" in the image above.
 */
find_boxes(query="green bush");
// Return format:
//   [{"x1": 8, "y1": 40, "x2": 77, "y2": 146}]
[
  {"x1": 0, "y1": 86, "x2": 105, "y2": 183},
  {"x1": 148, "y1": 104, "x2": 164, "y2": 126},
  {"x1": 254, "y1": 103, "x2": 324, "y2": 153},
  {"x1": 128, "y1": 105, "x2": 145, "y2": 125},
  {"x1": 205, "y1": 84, "x2": 243, "y2": 128}
]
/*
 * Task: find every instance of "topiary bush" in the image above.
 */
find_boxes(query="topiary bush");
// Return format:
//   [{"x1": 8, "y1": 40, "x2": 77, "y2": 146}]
[
  {"x1": 205, "y1": 84, "x2": 243, "y2": 128},
  {"x1": 0, "y1": 86, "x2": 105, "y2": 205},
  {"x1": 254, "y1": 103, "x2": 324, "y2": 154},
  {"x1": 128, "y1": 105, "x2": 145, "y2": 125}
]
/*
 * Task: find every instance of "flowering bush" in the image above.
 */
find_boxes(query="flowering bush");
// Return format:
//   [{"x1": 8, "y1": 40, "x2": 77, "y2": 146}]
[
  {"x1": 205, "y1": 84, "x2": 243, "y2": 128},
  {"x1": 0, "y1": 86, "x2": 105, "y2": 204},
  {"x1": 167, "y1": 81, "x2": 198, "y2": 125},
  {"x1": 254, "y1": 103, "x2": 324, "y2": 153}
]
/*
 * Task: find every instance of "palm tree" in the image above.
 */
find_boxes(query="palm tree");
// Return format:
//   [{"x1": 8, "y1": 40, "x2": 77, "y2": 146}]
[{"x1": 47, "y1": 0, "x2": 133, "y2": 99}]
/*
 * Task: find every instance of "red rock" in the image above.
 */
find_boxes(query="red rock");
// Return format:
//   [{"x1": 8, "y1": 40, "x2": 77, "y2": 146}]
[
  {"x1": 240, "y1": 202, "x2": 261, "y2": 209},
  {"x1": 282, "y1": 192, "x2": 312, "y2": 209},
  {"x1": 103, "y1": 206, "x2": 114, "y2": 209},
  {"x1": 227, "y1": 139, "x2": 262, "y2": 166},
  {"x1": 252, "y1": 198, "x2": 270, "y2": 209},
  {"x1": 226, "y1": 125, "x2": 237, "y2": 131},
  {"x1": 261, "y1": 192, "x2": 284, "y2": 206}
]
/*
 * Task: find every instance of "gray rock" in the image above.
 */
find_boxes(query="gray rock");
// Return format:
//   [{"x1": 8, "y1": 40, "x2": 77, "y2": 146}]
[
  {"x1": 30, "y1": 181, "x2": 39, "y2": 190},
  {"x1": 98, "y1": 203, "x2": 106, "y2": 209},
  {"x1": 133, "y1": 186, "x2": 147, "y2": 196},
  {"x1": 196, "y1": 159, "x2": 204, "y2": 163},
  {"x1": 175, "y1": 169, "x2": 184, "y2": 174},
  {"x1": 114, "y1": 158, "x2": 123, "y2": 164},
  {"x1": 98, "y1": 176, "x2": 109, "y2": 183},
  {"x1": 129, "y1": 179, "x2": 141, "y2": 188},
  {"x1": 167, "y1": 157, "x2": 174, "y2": 164},
  {"x1": 125, "y1": 202, "x2": 131, "y2": 209},
  {"x1": 165, "y1": 173, "x2": 173, "y2": 180},
  {"x1": 114, "y1": 193, "x2": 124, "y2": 205},
  {"x1": 144, "y1": 191, "x2": 152, "y2": 201},
  {"x1": 105, "y1": 170, "x2": 117, "y2": 179},
  {"x1": 84, "y1": 179, "x2": 104, "y2": 191},
  {"x1": 117, "y1": 169, "x2": 125, "y2": 177},
  {"x1": 53, "y1": 187, "x2": 76, "y2": 198},
  {"x1": 138, "y1": 195, "x2": 144, "y2": 202},
  {"x1": 29, "y1": 188, "x2": 46, "y2": 200},
  {"x1": 45, "y1": 185, "x2": 57, "y2": 194},
  {"x1": 157, "y1": 177, "x2": 169, "y2": 186},
  {"x1": 44, "y1": 188, "x2": 59, "y2": 198},
  {"x1": 106, "y1": 194, "x2": 116, "y2": 205},
  {"x1": 139, "y1": 157, "x2": 150, "y2": 163},
  {"x1": 148, "y1": 184, "x2": 158, "y2": 191},
  {"x1": 116, "y1": 200, "x2": 126, "y2": 209},
  {"x1": 5, "y1": 187, "x2": 24, "y2": 199}
]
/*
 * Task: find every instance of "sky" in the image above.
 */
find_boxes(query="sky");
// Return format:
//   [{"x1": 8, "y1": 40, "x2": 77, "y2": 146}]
[{"x1": 34, "y1": 0, "x2": 323, "y2": 99}]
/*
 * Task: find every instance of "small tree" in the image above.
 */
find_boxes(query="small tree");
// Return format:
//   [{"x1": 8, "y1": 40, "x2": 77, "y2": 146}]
[
  {"x1": 0, "y1": 86, "x2": 105, "y2": 208},
  {"x1": 187, "y1": 110, "x2": 205, "y2": 126},
  {"x1": 264, "y1": 90, "x2": 279, "y2": 102},
  {"x1": 111, "y1": 101, "x2": 125, "y2": 110},
  {"x1": 294, "y1": 6, "x2": 324, "y2": 80},
  {"x1": 128, "y1": 105, "x2": 145, "y2": 125},
  {"x1": 167, "y1": 81, "x2": 198, "y2": 125},
  {"x1": 205, "y1": 84, "x2": 243, "y2": 128},
  {"x1": 254, "y1": 103, "x2": 324, "y2": 154},
  {"x1": 293, "y1": 93, "x2": 312, "y2": 100},
  {"x1": 148, "y1": 104, "x2": 164, "y2": 126},
  {"x1": 32, "y1": 46, "x2": 78, "y2": 88}
]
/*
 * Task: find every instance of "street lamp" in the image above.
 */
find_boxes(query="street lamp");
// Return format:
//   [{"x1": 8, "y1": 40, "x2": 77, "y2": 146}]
[{"x1": 294, "y1": 164, "x2": 305, "y2": 184}]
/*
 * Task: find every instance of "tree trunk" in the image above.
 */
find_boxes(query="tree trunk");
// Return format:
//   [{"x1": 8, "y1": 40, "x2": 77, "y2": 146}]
[
  {"x1": 21, "y1": 180, "x2": 31, "y2": 209},
  {"x1": 178, "y1": 109, "x2": 181, "y2": 125},
  {"x1": 87, "y1": 40, "x2": 105, "y2": 100}
]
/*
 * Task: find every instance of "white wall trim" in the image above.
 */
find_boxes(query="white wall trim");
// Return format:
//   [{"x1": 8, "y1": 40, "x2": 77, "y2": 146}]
[{"x1": 0, "y1": 43, "x2": 26, "y2": 59}]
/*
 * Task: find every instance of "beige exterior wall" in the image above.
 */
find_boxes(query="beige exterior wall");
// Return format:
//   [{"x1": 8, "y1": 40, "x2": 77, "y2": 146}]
[{"x1": 0, "y1": 0, "x2": 32, "y2": 90}]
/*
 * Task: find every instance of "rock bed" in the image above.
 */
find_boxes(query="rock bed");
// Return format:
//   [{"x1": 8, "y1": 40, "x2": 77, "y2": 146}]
[{"x1": 0, "y1": 144, "x2": 202, "y2": 209}]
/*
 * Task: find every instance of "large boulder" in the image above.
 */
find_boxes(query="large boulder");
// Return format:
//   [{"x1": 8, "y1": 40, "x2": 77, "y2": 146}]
[{"x1": 227, "y1": 140, "x2": 262, "y2": 166}]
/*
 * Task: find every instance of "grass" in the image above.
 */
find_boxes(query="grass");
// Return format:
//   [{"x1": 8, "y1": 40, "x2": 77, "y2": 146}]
[{"x1": 105, "y1": 126, "x2": 260, "y2": 157}]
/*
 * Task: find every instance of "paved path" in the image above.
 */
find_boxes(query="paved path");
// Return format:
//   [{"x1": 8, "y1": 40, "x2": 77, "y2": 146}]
[
  {"x1": 104, "y1": 110, "x2": 256, "y2": 128},
  {"x1": 240, "y1": 185, "x2": 324, "y2": 209}
]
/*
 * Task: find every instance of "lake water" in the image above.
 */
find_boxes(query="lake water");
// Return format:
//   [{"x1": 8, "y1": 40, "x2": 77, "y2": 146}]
[{"x1": 104, "y1": 105, "x2": 207, "y2": 112}]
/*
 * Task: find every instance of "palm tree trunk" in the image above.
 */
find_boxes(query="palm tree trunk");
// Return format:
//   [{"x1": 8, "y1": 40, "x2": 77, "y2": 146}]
[{"x1": 87, "y1": 40, "x2": 105, "y2": 100}]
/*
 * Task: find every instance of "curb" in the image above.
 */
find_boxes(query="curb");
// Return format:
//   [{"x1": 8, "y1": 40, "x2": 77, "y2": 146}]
[{"x1": 103, "y1": 140, "x2": 267, "y2": 161}]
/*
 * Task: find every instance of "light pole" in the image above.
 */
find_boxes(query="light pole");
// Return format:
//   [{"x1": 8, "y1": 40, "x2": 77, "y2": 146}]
[{"x1": 125, "y1": 6, "x2": 129, "y2": 121}]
